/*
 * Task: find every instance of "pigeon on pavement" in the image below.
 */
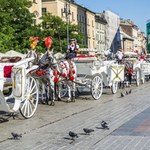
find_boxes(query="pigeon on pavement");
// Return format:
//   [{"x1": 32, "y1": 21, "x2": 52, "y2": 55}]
[
  {"x1": 83, "y1": 128, "x2": 94, "y2": 135},
  {"x1": 120, "y1": 92, "x2": 125, "y2": 97},
  {"x1": 11, "y1": 132, "x2": 22, "y2": 140},
  {"x1": 69, "y1": 131, "x2": 78, "y2": 140},
  {"x1": 129, "y1": 89, "x2": 132, "y2": 94},
  {"x1": 101, "y1": 121, "x2": 109, "y2": 130}
]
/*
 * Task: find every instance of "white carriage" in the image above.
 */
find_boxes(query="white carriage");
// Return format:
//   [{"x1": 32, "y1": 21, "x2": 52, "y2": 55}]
[
  {"x1": 141, "y1": 62, "x2": 150, "y2": 81},
  {"x1": 74, "y1": 48, "x2": 125, "y2": 100},
  {"x1": 0, "y1": 56, "x2": 39, "y2": 119}
]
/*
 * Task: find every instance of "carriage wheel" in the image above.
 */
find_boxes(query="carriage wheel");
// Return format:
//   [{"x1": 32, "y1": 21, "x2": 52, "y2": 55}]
[
  {"x1": 135, "y1": 69, "x2": 140, "y2": 86},
  {"x1": 111, "y1": 82, "x2": 118, "y2": 94},
  {"x1": 91, "y1": 74, "x2": 103, "y2": 100},
  {"x1": 19, "y1": 76, "x2": 39, "y2": 119}
]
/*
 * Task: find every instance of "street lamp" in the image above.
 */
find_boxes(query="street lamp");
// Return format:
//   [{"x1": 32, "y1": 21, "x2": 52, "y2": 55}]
[{"x1": 63, "y1": 0, "x2": 71, "y2": 46}]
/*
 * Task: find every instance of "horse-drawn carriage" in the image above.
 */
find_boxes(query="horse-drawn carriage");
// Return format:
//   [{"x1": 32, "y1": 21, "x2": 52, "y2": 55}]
[
  {"x1": 141, "y1": 61, "x2": 150, "y2": 81},
  {"x1": 0, "y1": 56, "x2": 39, "y2": 119},
  {"x1": 74, "y1": 48, "x2": 125, "y2": 100}
]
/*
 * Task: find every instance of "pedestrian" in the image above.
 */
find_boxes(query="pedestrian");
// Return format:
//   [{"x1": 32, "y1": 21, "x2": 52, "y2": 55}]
[
  {"x1": 115, "y1": 48, "x2": 123, "y2": 64},
  {"x1": 125, "y1": 62, "x2": 133, "y2": 86},
  {"x1": 104, "y1": 48, "x2": 112, "y2": 60},
  {"x1": 65, "y1": 38, "x2": 80, "y2": 60}
]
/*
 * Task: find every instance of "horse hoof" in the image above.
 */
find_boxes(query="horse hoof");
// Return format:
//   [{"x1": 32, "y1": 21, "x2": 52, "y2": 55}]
[
  {"x1": 71, "y1": 97, "x2": 75, "y2": 102},
  {"x1": 50, "y1": 102, "x2": 55, "y2": 106},
  {"x1": 66, "y1": 100, "x2": 71, "y2": 103},
  {"x1": 57, "y1": 97, "x2": 62, "y2": 101}
]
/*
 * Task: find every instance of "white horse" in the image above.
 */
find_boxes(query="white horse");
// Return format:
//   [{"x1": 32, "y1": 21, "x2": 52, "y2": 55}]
[
  {"x1": 26, "y1": 49, "x2": 77, "y2": 104},
  {"x1": 42, "y1": 50, "x2": 77, "y2": 102},
  {"x1": 57, "y1": 59, "x2": 77, "y2": 102}
]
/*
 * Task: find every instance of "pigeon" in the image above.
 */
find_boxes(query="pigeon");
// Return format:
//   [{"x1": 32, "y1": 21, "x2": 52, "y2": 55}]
[
  {"x1": 128, "y1": 89, "x2": 132, "y2": 94},
  {"x1": 101, "y1": 121, "x2": 109, "y2": 130},
  {"x1": 83, "y1": 128, "x2": 94, "y2": 135},
  {"x1": 120, "y1": 92, "x2": 125, "y2": 97},
  {"x1": 11, "y1": 132, "x2": 22, "y2": 140},
  {"x1": 69, "y1": 131, "x2": 78, "y2": 140}
]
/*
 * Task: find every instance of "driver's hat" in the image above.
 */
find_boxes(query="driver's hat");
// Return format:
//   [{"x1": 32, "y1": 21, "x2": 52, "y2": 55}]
[{"x1": 69, "y1": 38, "x2": 76, "y2": 42}]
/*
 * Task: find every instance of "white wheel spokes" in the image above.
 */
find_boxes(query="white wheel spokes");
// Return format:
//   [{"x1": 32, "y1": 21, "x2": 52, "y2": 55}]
[
  {"x1": 29, "y1": 78, "x2": 33, "y2": 91},
  {"x1": 20, "y1": 76, "x2": 38, "y2": 118},
  {"x1": 92, "y1": 76, "x2": 102, "y2": 99},
  {"x1": 21, "y1": 97, "x2": 36, "y2": 118}
]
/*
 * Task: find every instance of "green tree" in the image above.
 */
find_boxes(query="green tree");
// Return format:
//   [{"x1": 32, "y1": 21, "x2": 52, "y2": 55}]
[
  {"x1": 0, "y1": 0, "x2": 35, "y2": 53},
  {"x1": 41, "y1": 13, "x2": 85, "y2": 53}
]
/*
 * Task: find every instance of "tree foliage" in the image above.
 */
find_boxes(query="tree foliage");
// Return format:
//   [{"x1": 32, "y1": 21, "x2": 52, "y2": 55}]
[
  {"x1": 0, "y1": 0, "x2": 34, "y2": 53},
  {"x1": 0, "y1": 1, "x2": 85, "y2": 53},
  {"x1": 41, "y1": 13, "x2": 85, "y2": 53}
]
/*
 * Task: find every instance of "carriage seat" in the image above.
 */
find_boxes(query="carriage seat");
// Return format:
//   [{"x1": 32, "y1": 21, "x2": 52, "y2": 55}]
[{"x1": 0, "y1": 56, "x2": 22, "y2": 63}]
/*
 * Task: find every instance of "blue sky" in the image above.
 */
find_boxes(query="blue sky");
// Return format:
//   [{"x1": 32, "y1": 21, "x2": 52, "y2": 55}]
[{"x1": 76, "y1": 0, "x2": 149, "y2": 34}]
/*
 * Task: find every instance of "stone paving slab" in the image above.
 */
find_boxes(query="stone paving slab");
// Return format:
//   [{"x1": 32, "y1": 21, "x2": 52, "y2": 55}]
[
  {"x1": 0, "y1": 83, "x2": 150, "y2": 149},
  {"x1": 112, "y1": 106, "x2": 150, "y2": 136}
]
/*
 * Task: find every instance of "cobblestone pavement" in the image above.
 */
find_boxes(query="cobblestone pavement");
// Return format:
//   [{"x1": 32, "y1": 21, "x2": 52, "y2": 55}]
[{"x1": 0, "y1": 82, "x2": 150, "y2": 150}]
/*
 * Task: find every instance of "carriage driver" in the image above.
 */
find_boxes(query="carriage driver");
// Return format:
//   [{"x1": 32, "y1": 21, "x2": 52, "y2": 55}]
[{"x1": 65, "y1": 38, "x2": 80, "y2": 60}]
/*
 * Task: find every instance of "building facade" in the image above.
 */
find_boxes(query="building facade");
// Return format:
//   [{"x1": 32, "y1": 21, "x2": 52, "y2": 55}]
[
  {"x1": 29, "y1": 0, "x2": 42, "y2": 25},
  {"x1": 95, "y1": 13, "x2": 107, "y2": 56},
  {"x1": 103, "y1": 10, "x2": 120, "y2": 53},
  {"x1": 42, "y1": 0, "x2": 96, "y2": 48},
  {"x1": 120, "y1": 19, "x2": 146, "y2": 53}
]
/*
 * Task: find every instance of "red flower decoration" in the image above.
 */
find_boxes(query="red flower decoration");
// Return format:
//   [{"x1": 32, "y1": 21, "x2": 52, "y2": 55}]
[
  {"x1": 35, "y1": 70, "x2": 45, "y2": 76},
  {"x1": 69, "y1": 76, "x2": 74, "y2": 81},
  {"x1": 69, "y1": 70, "x2": 71, "y2": 74},
  {"x1": 54, "y1": 77, "x2": 59, "y2": 83},
  {"x1": 72, "y1": 69, "x2": 75, "y2": 74},
  {"x1": 57, "y1": 71, "x2": 60, "y2": 75},
  {"x1": 43, "y1": 36, "x2": 52, "y2": 49},
  {"x1": 53, "y1": 71, "x2": 57, "y2": 76},
  {"x1": 62, "y1": 73, "x2": 67, "y2": 78}
]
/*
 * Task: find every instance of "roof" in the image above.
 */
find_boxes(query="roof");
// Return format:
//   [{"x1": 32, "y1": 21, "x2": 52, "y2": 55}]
[
  {"x1": 0, "y1": 52, "x2": 7, "y2": 57},
  {"x1": 5, "y1": 50, "x2": 25, "y2": 58},
  {"x1": 121, "y1": 31, "x2": 134, "y2": 40}
]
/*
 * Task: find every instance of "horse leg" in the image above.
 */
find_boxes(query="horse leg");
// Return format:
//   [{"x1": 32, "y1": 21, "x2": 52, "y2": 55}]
[
  {"x1": 129, "y1": 74, "x2": 132, "y2": 86},
  {"x1": 49, "y1": 84, "x2": 55, "y2": 106},
  {"x1": 71, "y1": 82, "x2": 75, "y2": 102},
  {"x1": 39, "y1": 82, "x2": 45, "y2": 104},
  {"x1": 53, "y1": 82, "x2": 62, "y2": 101},
  {"x1": 67, "y1": 84, "x2": 71, "y2": 103}
]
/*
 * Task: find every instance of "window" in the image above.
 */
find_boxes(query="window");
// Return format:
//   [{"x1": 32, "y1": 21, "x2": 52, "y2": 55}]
[
  {"x1": 88, "y1": 41, "x2": 90, "y2": 47},
  {"x1": 61, "y1": 8, "x2": 64, "y2": 17},
  {"x1": 33, "y1": 0, "x2": 37, "y2": 4},
  {"x1": 82, "y1": 16, "x2": 84, "y2": 23},
  {"x1": 42, "y1": 8, "x2": 47, "y2": 15},
  {"x1": 92, "y1": 20, "x2": 94, "y2": 27},
  {"x1": 96, "y1": 23, "x2": 98, "y2": 29},
  {"x1": 80, "y1": 15, "x2": 82, "y2": 22},
  {"x1": 92, "y1": 30, "x2": 94, "y2": 37},
  {"x1": 33, "y1": 19, "x2": 36, "y2": 26},
  {"x1": 96, "y1": 34, "x2": 99, "y2": 40},
  {"x1": 87, "y1": 18, "x2": 89, "y2": 25},
  {"x1": 72, "y1": 12, "x2": 74, "y2": 21}
]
